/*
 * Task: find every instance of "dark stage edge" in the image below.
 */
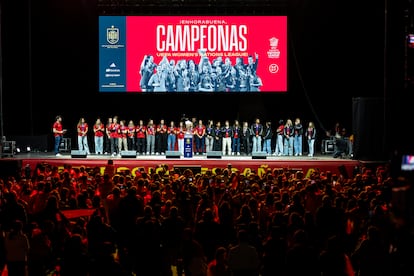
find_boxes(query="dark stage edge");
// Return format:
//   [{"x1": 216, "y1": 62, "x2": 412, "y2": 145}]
[{"x1": 0, "y1": 152, "x2": 364, "y2": 179}]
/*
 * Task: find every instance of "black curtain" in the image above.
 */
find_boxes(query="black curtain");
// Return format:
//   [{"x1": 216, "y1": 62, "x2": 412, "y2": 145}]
[{"x1": 352, "y1": 97, "x2": 387, "y2": 161}]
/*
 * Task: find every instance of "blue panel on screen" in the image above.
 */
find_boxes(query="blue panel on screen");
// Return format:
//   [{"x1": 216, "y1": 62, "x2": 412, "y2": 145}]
[{"x1": 99, "y1": 16, "x2": 126, "y2": 92}]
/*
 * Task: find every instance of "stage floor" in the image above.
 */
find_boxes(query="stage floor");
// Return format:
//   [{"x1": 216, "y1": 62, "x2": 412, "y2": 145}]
[{"x1": 1, "y1": 151, "x2": 363, "y2": 179}]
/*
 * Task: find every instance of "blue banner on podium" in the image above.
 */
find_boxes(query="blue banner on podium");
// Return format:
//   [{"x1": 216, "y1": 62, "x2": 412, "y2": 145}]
[{"x1": 184, "y1": 134, "x2": 193, "y2": 158}]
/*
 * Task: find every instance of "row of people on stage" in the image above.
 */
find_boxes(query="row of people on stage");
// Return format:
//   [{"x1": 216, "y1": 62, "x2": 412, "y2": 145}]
[{"x1": 61, "y1": 116, "x2": 321, "y2": 157}]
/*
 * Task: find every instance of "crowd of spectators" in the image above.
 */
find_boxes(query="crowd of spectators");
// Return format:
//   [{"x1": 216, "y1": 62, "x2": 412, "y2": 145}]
[{"x1": 0, "y1": 160, "x2": 413, "y2": 276}]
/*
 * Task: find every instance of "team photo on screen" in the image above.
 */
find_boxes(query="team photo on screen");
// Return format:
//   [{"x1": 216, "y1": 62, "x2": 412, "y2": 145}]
[{"x1": 99, "y1": 16, "x2": 287, "y2": 92}]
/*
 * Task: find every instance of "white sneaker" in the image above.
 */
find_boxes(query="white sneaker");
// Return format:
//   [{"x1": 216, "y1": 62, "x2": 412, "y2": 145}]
[
  {"x1": 237, "y1": 152, "x2": 240, "y2": 156},
  {"x1": 146, "y1": 152, "x2": 150, "y2": 155},
  {"x1": 55, "y1": 153, "x2": 62, "y2": 157}
]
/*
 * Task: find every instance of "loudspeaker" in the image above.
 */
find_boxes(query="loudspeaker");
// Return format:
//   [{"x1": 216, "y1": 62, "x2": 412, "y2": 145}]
[
  {"x1": 121, "y1": 150, "x2": 137, "y2": 158},
  {"x1": 321, "y1": 139, "x2": 335, "y2": 154},
  {"x1": 59, "y1": 138, "x2": 71, "y2": 152},
  {"x1": 71, "y1": 150, "x2": 87, "y2": 158},
  {"x1": 207, "y1": 151, "x2": 222, "y2": 159},
  {"x1": 1, "y1": 141, "x2": 16, "y2": 157},
  {"x1": 252, "y1": 152, "x2": 267, "y2": 159},
  {"x1": 165, "y1": 151, "x2": 181, "y2": 158}
]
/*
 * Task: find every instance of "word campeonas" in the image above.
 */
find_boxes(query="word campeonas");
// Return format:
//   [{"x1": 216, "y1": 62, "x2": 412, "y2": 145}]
[{"x1": 156, "y1": 24, "x2": 248, "y2": 52}]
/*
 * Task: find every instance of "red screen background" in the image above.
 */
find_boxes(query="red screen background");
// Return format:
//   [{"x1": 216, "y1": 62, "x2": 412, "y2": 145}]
[{"x1": 126, "y1": 16, "x2": 287, "y2": 92}]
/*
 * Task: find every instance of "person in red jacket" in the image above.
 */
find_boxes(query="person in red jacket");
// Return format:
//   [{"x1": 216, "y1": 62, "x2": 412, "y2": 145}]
[
  {"x1": 104, "y1": 117, "x2": 113, "y2": 155},
  {"x1": 177, "y1": 121, "x2": 186, "y2": 156},
  {"x1": 167, "y1": 120, "x2": 177, "y2": 152},
  {"x1": 52, "y1": 115, "x2": 66, "y2": 156},
  {"x1": 136, "y1": 119, "x2": 147, "y2": 155},
  {"x1": 93, "y1": 118, "x2": 105, "y2": 154},
  {"x1": 77, "y1": 117, "x2": 90, "y2": 155},
  {"x1": 194, "y1": 119, "x2": 206, "y2": 155},
  {"x1": 156, "y1": 119, "x2": 168, "y2": 155},
  {"x1": 127, "y1": 120, "x2": 136, "y2": 151},
  {"x1": 146, "y1": 119, "x2": 156, "y2": 155},
  {"x1": 109, "y1": 116, "x2": 120, "y2": 157},
  {"x1": 118, "y1": 120, "x2": 128, "y2": 153}
]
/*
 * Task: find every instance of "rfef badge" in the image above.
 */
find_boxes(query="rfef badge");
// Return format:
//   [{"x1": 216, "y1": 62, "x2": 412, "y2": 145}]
[{"x1": 107, "y1": 25, "x2": 119, "y2": 44}]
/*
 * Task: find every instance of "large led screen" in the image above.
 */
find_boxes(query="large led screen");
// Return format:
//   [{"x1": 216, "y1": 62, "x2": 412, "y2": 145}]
[{"x1": 99, "y1": 16, "x2": 287, "y2": 92}]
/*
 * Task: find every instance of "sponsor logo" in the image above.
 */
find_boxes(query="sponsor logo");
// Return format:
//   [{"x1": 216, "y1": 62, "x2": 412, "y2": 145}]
[
  {"x1": 267, "y1": 36, "x2": 281, "y2": 59},
  {"x1": 269, "y1": 64, "x2": 279, "y2": 74}
]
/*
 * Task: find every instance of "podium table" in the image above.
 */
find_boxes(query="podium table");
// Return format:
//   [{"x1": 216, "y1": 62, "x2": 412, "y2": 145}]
[{"x1": 184, "y1": 133, "x2": 193, "y2": 158}]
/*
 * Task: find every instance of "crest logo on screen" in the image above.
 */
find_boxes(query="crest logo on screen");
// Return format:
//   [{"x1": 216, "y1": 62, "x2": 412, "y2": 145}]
[
  {"x1": 99, "y1": 15, "x2": 287, "y2": 92},
  {"x1": 107, "y1": 25, "x2": 119, "y2": 44},
  {"x1": 269, "y1": 64, "x2": 279, "y2": 74},
  {"x1": 267, "y1": 37, "x2": 281, "y2": 59},
  {"x1": 269, "y1": 37, "x2": 279, "y2": 47}
]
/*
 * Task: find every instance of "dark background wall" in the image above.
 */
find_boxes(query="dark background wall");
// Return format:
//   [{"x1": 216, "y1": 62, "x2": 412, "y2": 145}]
[{"x1": 0, "y1": 0, "x2": 412, "y2": 156}]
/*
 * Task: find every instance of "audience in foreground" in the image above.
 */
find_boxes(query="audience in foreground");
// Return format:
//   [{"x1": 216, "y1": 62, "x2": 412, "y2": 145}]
[{"x1": 0, "y1": 161, "x2": 413, "y2": 276}]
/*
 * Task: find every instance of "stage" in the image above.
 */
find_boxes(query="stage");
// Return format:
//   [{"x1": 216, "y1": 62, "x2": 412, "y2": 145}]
[{"x1": 0, "y1": 151, "x2": 366, "y2": 179}]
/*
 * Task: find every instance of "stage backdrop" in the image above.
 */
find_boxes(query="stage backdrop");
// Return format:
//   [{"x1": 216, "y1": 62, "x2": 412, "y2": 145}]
[{"x1": 99, "y1": 15, "x2": 287, "y2": 92}]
